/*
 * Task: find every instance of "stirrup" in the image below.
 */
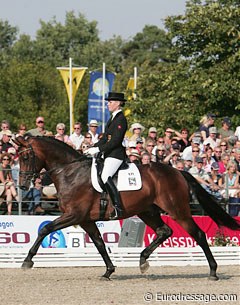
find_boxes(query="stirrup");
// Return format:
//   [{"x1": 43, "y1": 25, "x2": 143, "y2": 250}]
[{"x1": 109, "y1": 207, "x2": 123, "y2": 220}]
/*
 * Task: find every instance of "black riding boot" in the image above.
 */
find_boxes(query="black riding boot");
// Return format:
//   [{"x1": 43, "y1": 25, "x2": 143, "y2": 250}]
[{"x1": 104, "y1": 177, "x2": 123, "y2": 219}]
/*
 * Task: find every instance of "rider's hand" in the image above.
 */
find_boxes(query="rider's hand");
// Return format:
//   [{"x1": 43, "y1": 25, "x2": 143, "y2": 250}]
[{"x1": 84, "y1": 147, "x2": 100, "y2": 156}]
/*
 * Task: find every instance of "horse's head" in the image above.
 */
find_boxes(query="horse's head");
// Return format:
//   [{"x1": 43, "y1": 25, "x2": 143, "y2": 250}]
[{"x1": 14, "y1": 136, "x2": 44, "y2": 191}]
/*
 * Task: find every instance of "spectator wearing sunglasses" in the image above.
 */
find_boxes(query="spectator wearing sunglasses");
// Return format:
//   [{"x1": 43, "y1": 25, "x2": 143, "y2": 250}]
[
  {"x1": 55, "y1": 123, "x2": 73, "y2": 147},
  {"x1": 26, "y1": 116, "x2": 51, "y2": 136},
  {"x1": 1, "y1": 130, "x2": 14, "y2": 153},
  {"x1": 0, "y1": 153, "x2": 18, "y2": 215},
  {"x1": 88, "y1": 120, "x2": 99, "y2": 144},
  {"x1": 143, "y1": 139, "x2": 156, "y2": 162},
  {"x1": 69, "y1": 122, "x2": 84, "y2": 150},
  {"x1": 15, "y1": 123, "x2": 27, "y2": 138},
  {"x1": 218, "y1": 117, "x2": 235, "y2": 148},
  {"x1": 84, "y1": 132, "x2": 93, "y2": 146},
  {"x1": 0, "y1": 120, "x2": 10, "y2": 136}
]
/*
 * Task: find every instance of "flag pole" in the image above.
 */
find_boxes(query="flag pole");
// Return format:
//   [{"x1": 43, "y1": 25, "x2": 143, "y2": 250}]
[
  {"x1": 133, "y1": 67, "x2": 137, "y2": 100},
  {"x1": 102, "y1": 62, "x2": 106, "y2": 133},
  {"x1": 69, "y1": 57, "x2": 73, "y2": 133}
]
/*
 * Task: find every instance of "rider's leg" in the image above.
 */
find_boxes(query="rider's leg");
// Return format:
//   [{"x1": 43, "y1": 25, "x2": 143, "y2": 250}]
[{"x1": 101, "y1": 157, "x2": 123, "y2": 219}]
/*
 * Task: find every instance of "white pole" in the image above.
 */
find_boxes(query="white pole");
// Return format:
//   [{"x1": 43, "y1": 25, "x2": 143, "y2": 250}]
[
  {"x1": 133, "y1": 67, "x2": 137, "y2": 100},
  {"x1": 134, "y1": 66, "x2": 137, "y2": 90},
  {"x1": 102, "y1": 62, "x2": 106, "y2": 133},
  {"x1": 69, "y1": 57, "x2": 73, "y2": 133}
]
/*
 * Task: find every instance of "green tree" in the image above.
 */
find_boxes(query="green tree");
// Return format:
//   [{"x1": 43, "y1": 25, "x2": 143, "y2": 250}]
[{"x1": 128, "y1": 0, "x2": 240, "y2": 134}]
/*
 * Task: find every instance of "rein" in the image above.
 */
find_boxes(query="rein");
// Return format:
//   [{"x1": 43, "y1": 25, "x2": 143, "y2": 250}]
[{"x1": 19, "y1": 143, "x2": 89, "y2": 179}]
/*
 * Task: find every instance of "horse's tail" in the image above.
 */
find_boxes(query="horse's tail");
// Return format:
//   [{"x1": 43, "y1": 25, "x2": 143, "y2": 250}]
[{"x1": 181, "y1": 170, "x2": 240, "y2": 231}]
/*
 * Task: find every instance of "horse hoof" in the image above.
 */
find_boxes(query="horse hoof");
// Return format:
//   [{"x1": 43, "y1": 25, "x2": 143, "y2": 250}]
[
  {"x1": 140, "y1": 261, "x2": 150, "y2": 274},
  {"x1": 102, "y1": 267, "x2": 115, "y2": 279},
  {"x1": 208, "y1": 275, "x2": 219, "y2": 281},
  {"x1": 22, "y1": 260, "x2": 34, "y2": 269}
]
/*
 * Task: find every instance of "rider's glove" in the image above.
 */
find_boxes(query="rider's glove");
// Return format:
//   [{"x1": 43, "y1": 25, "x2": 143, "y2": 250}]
[{"x1": 84, "y1": 147, "x2": 100, "y2": 156}]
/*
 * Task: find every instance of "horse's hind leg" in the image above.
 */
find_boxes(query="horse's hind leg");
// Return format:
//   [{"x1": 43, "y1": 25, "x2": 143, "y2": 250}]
[
  {"x1": 177, "y1": 217, "x2": 218, "y2": 280},
  {"x1": 138, "y1": 207, "x2": 173, "y2": 274},
  {"x1": 81, "y1": 222, "x2": 115, "y2": 279},
  {"x1": 22, "y1": 214, "x2": 76, "y2": 269}
]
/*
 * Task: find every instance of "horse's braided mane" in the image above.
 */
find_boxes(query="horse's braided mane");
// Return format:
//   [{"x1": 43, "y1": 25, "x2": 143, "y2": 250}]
[{"x1": 31, "y1": 136, "x2": 90, "y2": 163}]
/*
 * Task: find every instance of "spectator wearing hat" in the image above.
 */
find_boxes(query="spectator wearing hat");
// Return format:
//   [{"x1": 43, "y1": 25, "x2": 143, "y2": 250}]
[
  {"x1": 183, "y1": 156, "x2": 193, "y2": 172},
  {"x1": 135, "y1": 137, "x2": 144, "y2": 155},
  {"x1": 26, "y1": 116, "x2": 51, "y2": 137},
  {"x1": 1, "y1": 130, "x2": 14, "y2": 153},
  {"x1": 84, "y1": 92, "x2": 128, "y2": 219},
  {"x1": 218, "y1": 117, "x2": 235, "y2": 148},
  {"x1": 88, "y1": 119, "x2": 99, "y2": 144},
  {"x1": 69, "y1": 122, "x2": 84, "y2": 150},
  {"x1": 128, "y1": 149, "x2": 141, "y2": 165},
  {"x1": 147, "y1": 127, "x2": 158, "y2": 142},
  {"x1": 198, "y1": 113, "x2": 216, "y2": 141},
  {"x1": 129, "y1": 123, "x2": 146, "y2": 145},
  {"x1": 203, "y1": 127, "x2": 220, "y2": 150},
  {"x1": 126, "y1": 140, "x2": 137, "y2": 157}
]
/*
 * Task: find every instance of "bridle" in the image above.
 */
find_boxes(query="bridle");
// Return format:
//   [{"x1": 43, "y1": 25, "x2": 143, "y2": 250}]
[{"x1": 18, "y1": 145, "x2": 39, "y2": 180}]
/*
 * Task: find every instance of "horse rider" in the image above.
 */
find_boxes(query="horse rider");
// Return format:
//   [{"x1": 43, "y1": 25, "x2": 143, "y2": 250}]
[{"x1": 84, "y1": 92, "x2": 128, "y2": 219}]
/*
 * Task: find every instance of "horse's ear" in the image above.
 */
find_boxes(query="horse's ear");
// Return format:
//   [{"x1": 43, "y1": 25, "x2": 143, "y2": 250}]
[{"x1": 13, "y1": 136, "x2": 28, "y2": 146}]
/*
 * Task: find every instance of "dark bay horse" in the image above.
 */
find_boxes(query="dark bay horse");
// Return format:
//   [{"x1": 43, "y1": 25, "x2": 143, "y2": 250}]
[{"x1": 14, "y1": 136, "x2": 240, "y2": 280}]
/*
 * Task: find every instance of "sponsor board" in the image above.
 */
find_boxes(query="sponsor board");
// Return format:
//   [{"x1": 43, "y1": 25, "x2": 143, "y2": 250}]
[{"x1": 0, "y1": 216, "x2": 239, "y2": 249}]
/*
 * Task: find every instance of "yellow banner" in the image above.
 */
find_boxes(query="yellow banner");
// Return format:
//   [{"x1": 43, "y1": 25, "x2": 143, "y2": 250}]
[
  {"x1": 58, "y1": 68, "x2": 86, "y2": 105},
  {"x1": 127, "y1": 78, "x2": 135, "y2": 91},
  {"x1": 127, "y1": 77, "x2": 136, "y2": 101}
]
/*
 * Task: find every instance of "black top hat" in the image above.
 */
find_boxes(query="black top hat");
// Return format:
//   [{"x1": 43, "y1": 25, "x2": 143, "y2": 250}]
[{"x1": 105, "y1": 92, "x2": 127, "y2": 102}]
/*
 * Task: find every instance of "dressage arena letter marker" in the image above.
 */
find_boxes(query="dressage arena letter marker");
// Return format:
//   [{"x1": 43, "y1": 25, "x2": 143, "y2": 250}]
[{"x1": 67, "y1": 231, "x2": 85, "y2": 248}]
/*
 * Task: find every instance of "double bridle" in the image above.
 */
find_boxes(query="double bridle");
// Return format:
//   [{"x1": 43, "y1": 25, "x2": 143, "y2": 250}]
[{"x1": 18, "y1": 145, "x2": 39, "y2": 180}]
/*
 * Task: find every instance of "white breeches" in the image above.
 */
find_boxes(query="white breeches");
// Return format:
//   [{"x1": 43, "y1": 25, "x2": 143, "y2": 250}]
[{"x1": 101, "y1": 157, "x2": 123, "y2": 183}]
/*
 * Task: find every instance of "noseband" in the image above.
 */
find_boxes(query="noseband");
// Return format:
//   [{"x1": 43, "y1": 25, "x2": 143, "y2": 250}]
[{"x1": 19, "y1": 146, "x2": 39, "y2": 180}]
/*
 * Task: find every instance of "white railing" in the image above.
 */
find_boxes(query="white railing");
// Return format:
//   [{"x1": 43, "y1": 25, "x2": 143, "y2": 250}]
[{"x1": 0, "y1": 246, "x2": 239, "y2": 268}]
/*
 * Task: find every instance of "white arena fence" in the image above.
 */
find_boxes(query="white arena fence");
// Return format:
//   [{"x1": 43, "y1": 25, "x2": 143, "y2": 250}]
[{"x1": 0, "y1": 246, "x2": 239, "y2": 268}]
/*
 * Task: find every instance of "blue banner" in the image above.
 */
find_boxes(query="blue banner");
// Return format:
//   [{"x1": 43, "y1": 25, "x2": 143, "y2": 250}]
[{"x1": 88, "y1": 71, "x2": 115, "y2": 133}]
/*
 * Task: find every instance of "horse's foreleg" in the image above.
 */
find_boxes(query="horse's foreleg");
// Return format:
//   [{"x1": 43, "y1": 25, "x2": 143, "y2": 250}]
[
  {"x1": 22, "y1": 214, "x2": 76, "y2": 269},
  {"x1": 138, "y1": 209, "x2": 173, "y2": 273},
  {"x1": 81, "y1": 222, "x2": 115, "y2": 279}
]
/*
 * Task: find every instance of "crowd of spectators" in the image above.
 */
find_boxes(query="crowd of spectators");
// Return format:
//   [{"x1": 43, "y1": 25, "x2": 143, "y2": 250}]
[{"x1": 0, "y1": 113, "x2": 240, "y2": 216}]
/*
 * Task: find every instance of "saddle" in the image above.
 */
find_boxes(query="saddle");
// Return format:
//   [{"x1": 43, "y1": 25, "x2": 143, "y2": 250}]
[{"x1": 91, "y1": 156, "x2": 142, "y2": 193}]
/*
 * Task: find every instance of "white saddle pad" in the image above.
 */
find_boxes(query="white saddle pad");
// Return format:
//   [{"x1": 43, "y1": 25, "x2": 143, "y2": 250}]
[{"x1": 91, "y1": 158, "x2": 142, "y2": 193}]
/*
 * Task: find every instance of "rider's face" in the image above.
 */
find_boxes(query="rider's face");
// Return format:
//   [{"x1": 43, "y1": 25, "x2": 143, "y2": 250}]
[{"x1": 108, "y1": 100, "x2": 120, "y2": 113}]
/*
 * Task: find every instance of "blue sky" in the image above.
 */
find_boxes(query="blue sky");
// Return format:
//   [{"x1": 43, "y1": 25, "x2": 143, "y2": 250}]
[{"x1": 0, "y1": 0, "x2": 187, "y2": 40}]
